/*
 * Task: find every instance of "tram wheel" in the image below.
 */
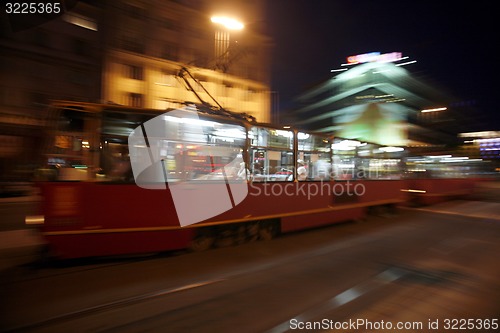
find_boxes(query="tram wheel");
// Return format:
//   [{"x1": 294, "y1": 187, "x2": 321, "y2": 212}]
[
  {"x1": 234, "y1": 225, "x2": 247, "y2": 245},
  {"x1": 258, "y1": 220, "x2": 279, "y2": 241},
  {"x1": 190, "y1": 228, "x2": 215, "y2": 252},
  {"x1": 214, "y1": 228, "x2": 235, "y2": 248},
  {"x1": 246, "y1": 222, "x2": 259, "y2": 242}
]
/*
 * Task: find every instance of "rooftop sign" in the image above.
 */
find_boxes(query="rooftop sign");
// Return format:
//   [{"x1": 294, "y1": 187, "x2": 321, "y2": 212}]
[{"x1": 346, "y1": 52, "x2": 402, "y2": 65}]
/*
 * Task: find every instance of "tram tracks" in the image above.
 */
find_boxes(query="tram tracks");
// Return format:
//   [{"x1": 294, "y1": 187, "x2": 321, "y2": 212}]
[
  {"x1": 0, "y1": 253, "x2": 167, "y2": 287},
  {"x1": 5, "y1": 278, "x2": 225, "y2": 333}
]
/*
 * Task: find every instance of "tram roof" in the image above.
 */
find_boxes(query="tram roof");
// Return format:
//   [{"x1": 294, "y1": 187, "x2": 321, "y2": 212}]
[{"x1": 49, "y1": 100, "x2": 334, "y2": 137}]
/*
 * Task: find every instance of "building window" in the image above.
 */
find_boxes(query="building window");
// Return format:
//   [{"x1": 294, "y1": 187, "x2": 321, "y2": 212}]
[
  {"x1": 120, "y1": 35, "x2": 145, "y2": 54},
  {"x1": 161, "y1": 43, "x2": 179, "y2": 61},
  {"x1": 245, "y1": 89, "x2": 256, "y2": 101},
  {"x1": 67, "y1": 70, "x2": 90, "y2": 86},
  {"x1": 128, "y1": 93, "x2": 144, "y2": 107},
  {"x1": 159, "y1": 17, "x2": 179, "y2": 31},
  {"x1": 159, "y1": 69, "x2": 177, "y2": 87},
  {"x1": 125, "y1": 64, "x2": 143, "y2": 80},
  {"x1": 73, "y1": 38, "x2": 90, "y2": 56}
]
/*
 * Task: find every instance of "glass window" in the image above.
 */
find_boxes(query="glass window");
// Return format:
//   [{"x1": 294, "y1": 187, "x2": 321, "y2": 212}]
[
  {"x1": 100, "y1": 139, "x2": 133, "y2": 182},
  {"x1": 251, "y1": 127, "x2": 293, "y2": 150},
  {"x1": 45, "y1": 108, "x2": 89, "y2": 168},
  {"x1": 331, "y1": 138, "x2": 360, "y2": 180},
  {"x1": 134, "y1": 109, "x2": 247, "y2": 183},
  {"x1": 359, "y1": 144, "x2": 404, "y2": 179},
  {"x1": 128, "y1": 93, "x2": 144, "y2": 107},
  {"x1": 331, "y1": 139, "x2": 405, "y2": 180},
  {"x1": 126, "y1": 64, "x2": 143, "y2": 80},
  {"x1": 100, "y1": 110, "x2": 155, "y2": 182},
  {"x1": 249, "y1": 126, "x2": 294, "y2": 182},
  {"x1": 297, "y1": 132, "x2": 331, "y2": 181}
]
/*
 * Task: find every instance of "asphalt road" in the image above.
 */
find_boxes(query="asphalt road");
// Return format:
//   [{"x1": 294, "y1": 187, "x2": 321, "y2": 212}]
[{"x1": 1, "y1": 203, "x2": 499, "y2": 333}]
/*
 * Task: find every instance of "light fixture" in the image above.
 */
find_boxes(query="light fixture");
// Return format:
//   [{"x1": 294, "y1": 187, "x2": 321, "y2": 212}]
[{"x1": 211, "y1": 16, "x2": 244, "y2": 30}]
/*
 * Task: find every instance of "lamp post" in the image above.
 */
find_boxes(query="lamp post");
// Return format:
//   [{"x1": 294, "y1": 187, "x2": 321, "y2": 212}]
[{"x1": 210, "y1": 16, "x2": 244, "y2": 71}]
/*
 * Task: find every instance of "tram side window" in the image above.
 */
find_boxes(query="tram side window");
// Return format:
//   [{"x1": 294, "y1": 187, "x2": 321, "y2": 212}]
[
  {"x1": 100, "y1": 140, "x2": 134, "y2": 182},
  {"x1": 366, "y1": 145, "x2": 405, "y2": 180},
  {"x1": 331, "y1": 139, "x2": 359, "y2": 180},
  {"x1": 250, "y1": 126, "x2": 294, "y2": 182},
  {"x1": 149, "y1": 113, "x2": 247, "y2": 182},
  {"x1": 126, "y1": 108, "x2": 247, "y2": 184},
  {"x1": 362, "y1": 158, "x2": 402, "y2": 179},
  {"x1": 297, "y1": 132, "x2": 331, "y2": 181},
  {"x1": 331, "y1": 139, "x2": 405, "y2": 180},
  {"x1": 356, "y1": 143, "x2": 377, "y2": 180}
]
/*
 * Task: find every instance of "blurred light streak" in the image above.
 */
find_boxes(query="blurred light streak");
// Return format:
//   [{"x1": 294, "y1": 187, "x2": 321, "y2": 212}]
[
  {"x1": 421, "y1": 107, "x2": 447, "y2": 113},
  {"x1": 63, "y1": 13, "x2": 97, "y2": 31},
  {"x1": 395, "y1": 60, "x2": 417, "y2": 67},
  {"x1": 330, "y1": 68, "x2": 348, "y2": 72},
  {"x1": 401, "y1": 189, "x2": 427, "y2": 193}
]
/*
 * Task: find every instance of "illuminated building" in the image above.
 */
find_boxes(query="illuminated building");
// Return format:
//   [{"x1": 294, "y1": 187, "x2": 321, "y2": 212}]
[
  {"x1": 459, "y1": 131, "x2": 500, "y2": 160},
  {"x1": 288, "y1": 52, "x2": 476, "y2": 150},
  {"x1": 101, "y1": 0, "x2": 272, "y2": 122}
]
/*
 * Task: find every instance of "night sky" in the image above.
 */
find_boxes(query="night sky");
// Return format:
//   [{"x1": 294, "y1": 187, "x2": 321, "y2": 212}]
[{"x1": 265, "y1": 1, "x2": 498, "y2": 128}]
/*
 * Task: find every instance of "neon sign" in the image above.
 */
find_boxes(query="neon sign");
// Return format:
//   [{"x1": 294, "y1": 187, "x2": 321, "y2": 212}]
[{"x1": 347, "y1": 52, "x2": 402, "y2": 64}]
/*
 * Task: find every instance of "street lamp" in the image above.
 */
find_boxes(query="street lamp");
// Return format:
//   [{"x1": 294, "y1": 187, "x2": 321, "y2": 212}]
[
  {"x1": 210, "y1": 16, "x2": 244, "y2": 30},
  {"x1": 211, "y1": 16, "x2": 244, "y2": 71}
]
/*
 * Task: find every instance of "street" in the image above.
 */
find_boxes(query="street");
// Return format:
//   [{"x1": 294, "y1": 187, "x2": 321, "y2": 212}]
[{"x1": 0, "y1": 194, "x2": 499, "y2": 332}]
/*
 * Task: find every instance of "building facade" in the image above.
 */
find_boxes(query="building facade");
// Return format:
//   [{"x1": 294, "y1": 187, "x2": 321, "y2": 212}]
[
  {"x1": 289, "y1": 55, "x2": 465, "y2": 149},
  {"x1": 0, "y1": 0, "x2": 272, "y2": 182},
  {"x1": 0, "y1": 1, "x2": 101, "y2": 181},
  {"x1": 101, "y1": 0, "x2": 272, "y2": 121}
]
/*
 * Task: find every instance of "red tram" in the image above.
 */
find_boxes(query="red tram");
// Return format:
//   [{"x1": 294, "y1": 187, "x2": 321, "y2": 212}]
[{"x1": 26, "y1": 100, "x2": 481, "y2": 259}]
